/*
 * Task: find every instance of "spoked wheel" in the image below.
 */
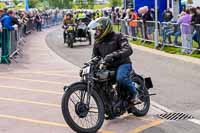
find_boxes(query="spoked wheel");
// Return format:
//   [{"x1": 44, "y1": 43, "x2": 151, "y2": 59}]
[
  {"x1": 131, "y1": 76, "x2": 150, "y2": 116},
  {"x1": 62, "y1": 83, "x2": 104, "y2": 133},
  {"x1": 68, "y1": 42, "x2": 73, "y2": 48}
]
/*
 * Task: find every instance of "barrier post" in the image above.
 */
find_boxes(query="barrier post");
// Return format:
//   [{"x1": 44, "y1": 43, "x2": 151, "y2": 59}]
[
  {"x1": 154, "y1": 0, "x2": 159, "y2": 48},
  {"x1": 0, "y1": 32, "x2": 2, "y2": 59},
  {"x1": 1, "y1": 28, "x2": 11, "y2": 64}
]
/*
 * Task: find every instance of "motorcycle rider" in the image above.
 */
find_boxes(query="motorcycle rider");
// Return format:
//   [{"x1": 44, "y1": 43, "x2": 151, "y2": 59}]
[
  {"x1": 63, "y1": 12, "x2": 74, "y2": 43},
  {"x1": 90, "y1": 17, "x2": 139, "y2": 103}
]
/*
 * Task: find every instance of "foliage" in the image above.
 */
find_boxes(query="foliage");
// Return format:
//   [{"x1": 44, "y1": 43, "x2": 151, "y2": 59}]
[
  {"x1": 0, "y1": 2, "x2": 6, "y2": 9},
  {"x1": 109, "y1": 0, "x2": 122, "y2": 7},
  {"x1": 73, "y1": 3, "x2": 110, "y2": 9},
  {"x1": 74, "y1": 0, "x2": 95, "y2": 9},
  {"x1": 29, "y1": 0, "x2": 41, "y2": 8},
  {"x1": 13, "y1": 0, "x2": 20, "y2": 6},
  {"x1": 48, "y1": 0, "x2": 73, "y2": 9}
]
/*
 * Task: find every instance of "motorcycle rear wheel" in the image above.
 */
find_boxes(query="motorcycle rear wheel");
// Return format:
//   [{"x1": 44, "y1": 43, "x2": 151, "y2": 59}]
[
  {"x1": 61, "y1": 83, "x2": 105, "y2": 133},
  {"x1": 131, "y1": 76, "x2": 150, "y2": 116}
]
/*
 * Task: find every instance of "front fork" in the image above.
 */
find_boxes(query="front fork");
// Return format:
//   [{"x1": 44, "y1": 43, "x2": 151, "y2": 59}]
[{"x1": 80, "y1": 79, "x2": 93, "y2": 107}]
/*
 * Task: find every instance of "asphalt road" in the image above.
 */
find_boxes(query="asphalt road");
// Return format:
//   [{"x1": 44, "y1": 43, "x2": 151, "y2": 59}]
[{"x1": 46, "y1": 28, "x2": 200, "y2": 133}]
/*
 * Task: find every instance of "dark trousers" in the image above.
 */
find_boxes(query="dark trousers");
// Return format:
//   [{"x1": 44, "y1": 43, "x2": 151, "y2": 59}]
[
  {"x1": 193, "y1": 28, "x2": 200, "y2": 49},
  {"x1": 36, "y1": 22, "x2": 42, "y2": 32},
  {"x1": 116, "y1": 64, "x2": 137, "y2": 94}
]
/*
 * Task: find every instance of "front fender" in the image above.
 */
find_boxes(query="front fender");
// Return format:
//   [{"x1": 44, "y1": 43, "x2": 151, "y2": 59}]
[{"x1": 63, "y1": 81, "x2": 87, "y2": 92}]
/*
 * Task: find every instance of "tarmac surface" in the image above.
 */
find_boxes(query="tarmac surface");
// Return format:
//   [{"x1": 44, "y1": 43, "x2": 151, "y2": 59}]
[{"x1": 0, "y1": 27, "x2": 200, "y2": 133}]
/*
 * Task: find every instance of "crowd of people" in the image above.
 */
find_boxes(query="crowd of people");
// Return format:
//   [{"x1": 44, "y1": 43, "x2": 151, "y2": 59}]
[
  {"x1": 62, "y1": 7, "x2": 200, "y2": 54},
  {"x1": 0, "y1": 8, "x2": 63, "y2": 64},
  {"x1": 0, "y1": 8, "x2": 63, "y2": 34},
  {"x1": 1, "y1": 6, "x2": 200, "y2": 64},
  {"x1": 161, "y1": 7, "x2": 200, "y2": 53},
  {"x1": 107, "y1": 6, "x2": 200, "y2": 54}
]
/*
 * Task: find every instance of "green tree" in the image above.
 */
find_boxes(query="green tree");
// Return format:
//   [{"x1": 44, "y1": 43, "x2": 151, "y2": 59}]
[
  {"x1": 29, "y1": 0, "x2": 41, "y2": 8},
  {"x1": 73, "y1": 0, "x2": 95, "y2": 9},
  {"x1": 109, "y1": 0, "x2": 122, "y2": 7},
  {"x1": 88, "y1": 0, "x2": 95, "y2": 9},
  {"x1": 13, "y1": 0, "x2": 20, "y2": 5},
  {"x1": 0, "y1": 2, "x2": 6, "y2": 9},
  {"x1": 47, "y1": 0, "x2": 73, "y2": 8}
]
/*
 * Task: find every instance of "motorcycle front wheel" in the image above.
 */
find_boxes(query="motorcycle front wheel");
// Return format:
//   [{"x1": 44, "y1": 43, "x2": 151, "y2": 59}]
[
  {"x1": 61, "y1": 83, "x2": 104, "y2": 133},
  {"x1": 67, "y1": 34, "x2": 74, "y2": 48}
]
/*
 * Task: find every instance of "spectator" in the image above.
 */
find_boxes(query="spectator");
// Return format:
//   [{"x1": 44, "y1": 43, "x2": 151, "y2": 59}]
[
  {"x1": 11, "y1": 11, "x2": 20, "y2": 27},
  {"x1": 161, "y1": 8, "x2": 174, "y2": 44},
  {"x1": 161, "y1": 22, "x2": 173, "y2": 44},
  {"x1": 129, "y1": 9, "x2": 138, "y2": 40},
  {"x1": 35, "y1": 13, "x2": 42, "y2": 32},
  {"x1": 111, "y1": 7, "x2": 117, "y2": 23},
  {"x1": 162, "y1": 8, "x2": 173, "y2": 22},
  {"x1": 0, "y1": 10, "x2": 16, "y2": 64},
  {"x1": 191, "y1": 7, "x2": 200, "y2": 50},
  {"x1": 21, "y1": 12, "x2": 29, "y2": 35},
  {"x1": 177, "y1": 9, "x2": 193, "y2": 54},
  {"x1": 173, "y1": 12, "x2": 187, "y2": 45},
  {"x1": 1, "y1": 10, "x2": 15, "y2": 31},
  {"x1": 120, "y1": 9, "x2": 129, "y2": 35},
  {"x1": 142, "y1": 6, "x2": 155, "y2": 41}
]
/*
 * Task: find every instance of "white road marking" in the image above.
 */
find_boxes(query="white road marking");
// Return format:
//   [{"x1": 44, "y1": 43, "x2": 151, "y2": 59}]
[
  {"x1": 151, "y1": 101, "x2": 173, "y2": 113},
  {"x1": 189, "y1": 119, "x2": 200, "y2": 126},
  {"x1": 152, "y1": 101, "x2": 200, "y2": 126}
]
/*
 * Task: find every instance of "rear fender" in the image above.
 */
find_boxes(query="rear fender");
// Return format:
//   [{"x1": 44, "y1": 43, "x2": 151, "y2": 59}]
[
  {"x1": 144, "y1": 77, "x2": 153, "y2": 89},
  {"x1": 132, "y1": 74, "x2": 153, "y2": 90}
]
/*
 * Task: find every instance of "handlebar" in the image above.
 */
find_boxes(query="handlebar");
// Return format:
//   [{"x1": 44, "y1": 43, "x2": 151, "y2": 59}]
[{"x1": 63, "y1": 24, "x2": 77, "y2": 29}]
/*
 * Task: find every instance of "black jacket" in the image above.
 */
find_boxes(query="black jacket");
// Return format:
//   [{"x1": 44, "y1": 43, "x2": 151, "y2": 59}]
[
  {"x1": 163, "y1": 10, "x2": 173, "y2": 22},
  {"x1": 92, "y1": 32, "x2": 133, "y2": 68},
  {"x1": 192, "y1": 13, "x2": 200, "y2": 29}
]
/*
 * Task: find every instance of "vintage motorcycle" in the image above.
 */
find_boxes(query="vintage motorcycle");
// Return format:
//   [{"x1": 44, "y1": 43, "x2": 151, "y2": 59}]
[
  {"x1": 63, "y1": 24, "x2": 75, "y2": 48},
  {"x1": 61, "y1": 57, "x2": 154, "y2": 133}
]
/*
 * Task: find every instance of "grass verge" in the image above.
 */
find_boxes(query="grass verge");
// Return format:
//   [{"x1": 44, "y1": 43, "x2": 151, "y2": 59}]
[
  {"x1": 113, "y1": 25, "x2": 200, "y2": 59},
  {"x1": 129, "y1": 39, "x2": 200, "y2": 59}
]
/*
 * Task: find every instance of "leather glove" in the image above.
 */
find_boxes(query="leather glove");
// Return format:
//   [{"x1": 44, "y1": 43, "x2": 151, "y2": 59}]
[{"x1": 104, "y1": 54, "x2": 114, "y2": 63}]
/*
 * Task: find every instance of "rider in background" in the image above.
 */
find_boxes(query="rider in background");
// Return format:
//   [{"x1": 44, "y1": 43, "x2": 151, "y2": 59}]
[
  {"x1": 63, "y1": 12, "x2": 74, "y2": 43},
  {"x1": 91, "y1": 17, "x2": 139, "y2": 103}
]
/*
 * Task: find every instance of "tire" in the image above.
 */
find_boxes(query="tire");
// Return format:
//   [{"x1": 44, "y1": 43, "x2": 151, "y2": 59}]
[
  {"x1": 61, "y1": 83, "x2": 105, "y2": 133},
  {"x1": 131, "y1": 76, "x2": 150, "y2": 117},
  {"x1": 89, "y1": 40, "x2": 92, "y2": 45},
  {"x1": 68, "y1": 34, "x2": 74, "y2": 48},
  {"x1": 69, "y1": 42, "x2": 73, "y2": 48}
]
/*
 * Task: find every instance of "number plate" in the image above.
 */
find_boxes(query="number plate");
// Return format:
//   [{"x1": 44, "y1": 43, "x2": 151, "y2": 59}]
[
  {"x1": 82, "y1": 66, "x2": 90, "y2": 75},
  {"x1": 145, "y1": 77, "x2": 153, "y2": 89}
]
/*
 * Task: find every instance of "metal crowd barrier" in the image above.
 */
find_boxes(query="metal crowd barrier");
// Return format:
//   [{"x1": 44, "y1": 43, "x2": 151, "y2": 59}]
[
  {"x1": 118, "y1": 19, "x2": 200, "y2": 54},
  {"x1": 0, "y1": 28, "x2": 11, "y2": 64},
  {"x1": 118, "y1": 19, "x2": 159, "y2": 44},
  {"x1": 26, "y1": 19, "x2": 34, "y2": 34},
  {"x1": 0, "y1": 17, "x2": 63, "y2": 64}
]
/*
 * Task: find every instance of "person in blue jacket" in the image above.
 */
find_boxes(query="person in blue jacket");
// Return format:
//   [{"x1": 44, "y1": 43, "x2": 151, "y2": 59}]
[
  {"x1": 0, "y1": 10, "x2": 15, "y2": 64},
  {"x1": 1, "y1": 10, "x2": 14, "y2": 31}
]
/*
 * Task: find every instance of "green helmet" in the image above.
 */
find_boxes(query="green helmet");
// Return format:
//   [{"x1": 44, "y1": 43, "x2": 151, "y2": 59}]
[{"x1": 89, "y1": 17, "x2": 113, "y2": 42}]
